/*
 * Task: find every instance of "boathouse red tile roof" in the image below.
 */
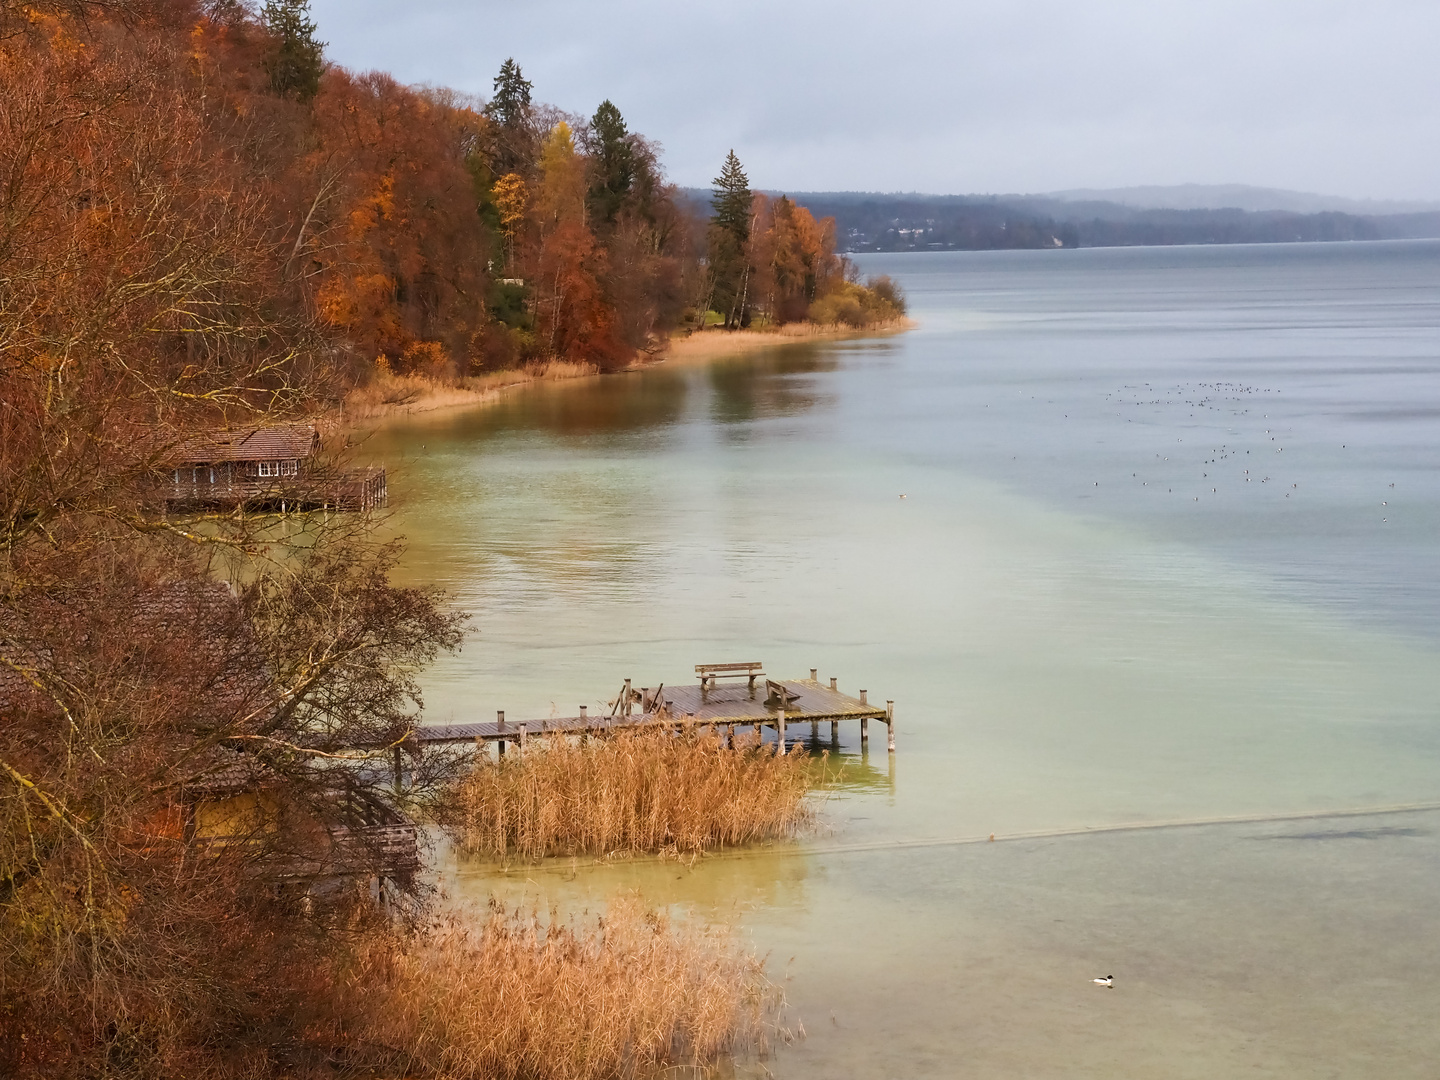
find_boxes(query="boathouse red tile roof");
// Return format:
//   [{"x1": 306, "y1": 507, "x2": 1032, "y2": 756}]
[{"x1": 174, "y1": 426, "x2": 320, "y2": 464}]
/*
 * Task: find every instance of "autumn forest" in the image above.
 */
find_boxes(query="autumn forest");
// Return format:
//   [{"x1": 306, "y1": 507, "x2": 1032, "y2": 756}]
[{"x1": 5, "y1": 0, "x2": 902, "y2": 393}]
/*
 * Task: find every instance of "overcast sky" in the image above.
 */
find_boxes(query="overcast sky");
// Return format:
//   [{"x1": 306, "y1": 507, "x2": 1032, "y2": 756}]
[{"x1": 309, "y1": 0, "x2": 1440, "y2": 202}]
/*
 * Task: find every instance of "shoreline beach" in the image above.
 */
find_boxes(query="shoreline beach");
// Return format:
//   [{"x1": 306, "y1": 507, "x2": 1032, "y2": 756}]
[{"x1": 335, "y1": 319, "x2": 916, "y2": 431}]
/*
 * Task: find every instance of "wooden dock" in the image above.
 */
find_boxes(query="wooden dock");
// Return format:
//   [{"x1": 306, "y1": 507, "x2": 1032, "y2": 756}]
[{"x1": 412, "y1": 666, "x2": 895, "y2": 758}]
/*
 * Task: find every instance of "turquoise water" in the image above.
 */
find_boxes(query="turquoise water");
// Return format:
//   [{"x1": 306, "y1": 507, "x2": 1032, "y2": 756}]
[{"x1": 366, "y1": 240, "x2": 1440, "y2": 1077}]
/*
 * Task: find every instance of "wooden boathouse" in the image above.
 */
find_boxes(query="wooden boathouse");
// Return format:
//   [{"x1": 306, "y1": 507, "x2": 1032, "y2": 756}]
[
  {"x1": 160, "y1": 425, "x2": 386, "y2": 512},
  {"x1": 407, "y1": 663, "x2": 894, "y2": 771}
]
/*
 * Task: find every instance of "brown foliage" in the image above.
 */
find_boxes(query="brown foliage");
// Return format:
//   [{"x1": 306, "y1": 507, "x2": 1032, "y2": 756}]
[
  {"x1": 0, "y1": 8, "x2": 468, "y2": 1075},
  {"x1": 303, "y1": 75, "x2": 491, "y2": 375},
  {"x1": 0, "y1": 8, "x2": 318, "y2": 550},
  {"x1": 747, "y1": 194, "x2": 844, "y2": 325}
]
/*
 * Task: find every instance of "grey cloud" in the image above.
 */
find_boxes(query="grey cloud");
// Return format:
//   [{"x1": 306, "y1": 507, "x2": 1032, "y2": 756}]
[{"x1": 311, "y1": 0, "x2": 1440, "y2": 200}]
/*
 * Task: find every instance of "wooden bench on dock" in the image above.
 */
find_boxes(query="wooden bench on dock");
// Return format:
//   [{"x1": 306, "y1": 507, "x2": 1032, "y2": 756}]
[
  {"x1": 696, "y1": 661, "x2": 764, "y2": 691},
  {"x1": 764, "y1": 679, "x2": 801, "y2": 709}
]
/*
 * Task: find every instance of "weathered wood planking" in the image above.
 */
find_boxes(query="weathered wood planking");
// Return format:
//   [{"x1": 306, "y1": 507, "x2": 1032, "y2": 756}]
[{"x1": 414, "y1": 677, "x2": 892, "y2": 747}]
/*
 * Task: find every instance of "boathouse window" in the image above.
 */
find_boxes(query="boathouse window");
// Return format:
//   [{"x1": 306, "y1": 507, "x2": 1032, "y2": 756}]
[{"x1": 257, "y1": 460, "x2": 299, "y2": 478}]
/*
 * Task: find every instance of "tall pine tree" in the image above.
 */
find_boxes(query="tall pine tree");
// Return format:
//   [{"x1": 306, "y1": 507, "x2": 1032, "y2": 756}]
[
  {"x1": 486, "y1": 58, "x2": 535, "y2": 174},
  {"x1": 487, "y1": 58, "x2": 533, "y2": 129},
  {"x1": 587, "y1": 100, "x2": 635, "y2": 226},
  {"x1": 709, "y1": 150, "x2": 753, "y2": 328},
  {"x1": 263, "y1": 0, "x2": 325, "y2": 101},
  {"x1": 711, "y1": 150, "x2": 752, "y2": 244}
]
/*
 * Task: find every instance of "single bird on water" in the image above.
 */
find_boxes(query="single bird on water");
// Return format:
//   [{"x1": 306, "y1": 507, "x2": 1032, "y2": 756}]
[{"x1": 1093, "y1": 975, "x2": 1114, "y2": 988}]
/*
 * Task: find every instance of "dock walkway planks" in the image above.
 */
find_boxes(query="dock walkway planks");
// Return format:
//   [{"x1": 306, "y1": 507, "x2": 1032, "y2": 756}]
[{"x1": 414, "y1": 676, "x2": 893, "y2": 750}]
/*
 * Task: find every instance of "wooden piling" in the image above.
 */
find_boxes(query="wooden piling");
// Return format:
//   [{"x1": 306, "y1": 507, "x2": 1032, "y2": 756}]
[
  {"x1": 859, "y1": 689, "x2": 868, "y2": 705},
  {"x1": 497, "y1": 710, "x2": 506, "y2": 757},
  {"x1": 777, "y1": 708, "x2": 786, "y2": 754},
  {"x1": 624, "y1": 678, "x2": 632, "y2": 715},
  {"x1": 810, "y1": 668, "x2": 817, "y2": 681},
  {"x1": 830, "y1": 676, "x2": 837, "y2": 691},
  {"x1": 831, "y1": 719, "x2": 839, "y2": 742},
  {"x1": 861, "y1": 716, "x2": 869, "y2": 744},
  {"x1": 886, "y1": 700, "x2": 895, "y2": 753}
]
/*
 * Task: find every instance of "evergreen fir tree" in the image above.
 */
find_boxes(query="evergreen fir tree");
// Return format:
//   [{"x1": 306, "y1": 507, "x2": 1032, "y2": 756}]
[
  {"x1": 587, "y1": 100, "x2": 635, "y2": 225},
  {"x1": 711, "y1": 150, "x2": 752, "y2": 244},
  {"x1": 262, "y1": 0, "x2": 325, "y2": 101},
  {"x1": 486, "y1": 58, "x2": 535, "y2": 174},
  {"x1": 708, "y1": 150, "x2": 754, "y2": 328},
  {"x1": 487, "y1": 58, "x2": 533, "y2": 130}
]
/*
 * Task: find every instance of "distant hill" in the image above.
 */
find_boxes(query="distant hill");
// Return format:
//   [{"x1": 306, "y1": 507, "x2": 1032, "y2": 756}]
[
  {"x1": 677, "y1": 187, "x2": 1440, "y2": 252},
  {"x1": 1043, "y1": 184, "x2": 1440, "y2": 217}
]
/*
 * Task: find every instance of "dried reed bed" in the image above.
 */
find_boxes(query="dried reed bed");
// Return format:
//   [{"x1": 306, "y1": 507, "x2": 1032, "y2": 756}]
[
  {"x1": 447, "y1": 729, "x2": 816, "y2": 859},
  {"x1": 341, "y1": 362, "x2": 598, "y2": 422},
  {"x1": 330, "y1": 895, "x2": 781, "y2": 1080}
]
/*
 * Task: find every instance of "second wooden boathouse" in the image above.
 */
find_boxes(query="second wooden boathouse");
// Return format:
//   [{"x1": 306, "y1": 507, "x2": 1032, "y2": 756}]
[{"x1": 160, "y1": 425, "x2": 386, "y2": 512}]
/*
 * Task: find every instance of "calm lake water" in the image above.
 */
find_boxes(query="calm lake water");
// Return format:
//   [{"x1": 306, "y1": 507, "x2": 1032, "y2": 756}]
[{"x1": 366, "y1": 240, "x2": 1440, "y2": 1077}]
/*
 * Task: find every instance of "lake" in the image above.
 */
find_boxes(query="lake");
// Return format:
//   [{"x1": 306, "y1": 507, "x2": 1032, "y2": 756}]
[{"x1": 365, "y1": 240, "x2": 1440, "y2": 1077}]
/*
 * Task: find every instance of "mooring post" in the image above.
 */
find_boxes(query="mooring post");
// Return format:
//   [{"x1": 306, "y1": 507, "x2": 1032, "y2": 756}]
[
  {"x1": 886, "y1": 700, "x2": 895, "y2": 753},
  {"x1": 861, "y1": 716, "x2": 869, "y2": 745},
  {"x1": 777, "y1": 708, "x2": 787, "y2": 754},
  {"x1": 831, "y1": 719, "x2": 839, "y2": 744},
  {"x1": 727, "y1": 723, "x2": 735, "y2": 748},
  {"x1": 624, "y1": 679, "x2": 632, "y2": 716},
  {"x1": 517, "y1": 724, "x2": 527, "y2": 757},
  {"x1": 641, "y1": 687, "x2": 650, "y2": 713},
  {"x1": 497, "y1": 709, "x2": 506, "y2": 758},
  {"x1": 810, "y1": 668, "x2": 817, "y2": 681},
  {"x1": 811, "y1": 718, "x2": 819, "y2": 739},
  {"x1": 579, "y1": 704, "x2": 588, "y2": 725},
  {"x1": 859, "y1": 689, "x2": 868, "y2": 705},
  {"x1": 830, "y1": 677, "x2": 837, "y2": 691}
]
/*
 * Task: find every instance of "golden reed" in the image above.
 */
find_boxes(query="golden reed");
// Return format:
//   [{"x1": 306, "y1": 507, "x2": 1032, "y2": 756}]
[
  {"x1": 330, "y1": 895, "x2": 783, "y2": 1080},
  {"x1": 447, "y1": 728, "x2": 817, "y2": 859}
]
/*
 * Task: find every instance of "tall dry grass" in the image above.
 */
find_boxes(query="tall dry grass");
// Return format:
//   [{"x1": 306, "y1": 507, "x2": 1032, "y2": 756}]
[
  {"x1": 447, "y1": 729, "x2": 816, "y2": 859},
  {"x1": 341, "y1": 362, "x2": 598, "y2": 422},
  {"x1": 327, "y1": 895, "x2": 782, "y2": 1080}
]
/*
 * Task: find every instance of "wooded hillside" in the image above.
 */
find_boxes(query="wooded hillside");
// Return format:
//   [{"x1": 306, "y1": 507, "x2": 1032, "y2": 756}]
[{"x1": 1, "y1": 0, "x2": 898, "y2": 403}]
